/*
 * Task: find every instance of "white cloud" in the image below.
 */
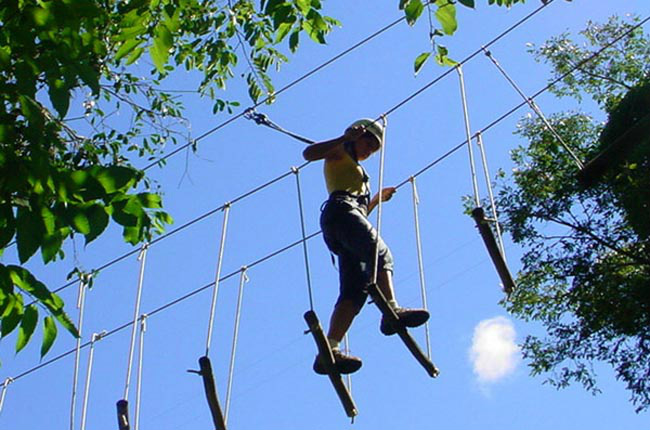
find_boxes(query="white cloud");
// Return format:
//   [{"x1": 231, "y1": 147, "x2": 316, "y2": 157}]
[{"x1": 469, "y1": 317, "x2": 520, "y2": 383}]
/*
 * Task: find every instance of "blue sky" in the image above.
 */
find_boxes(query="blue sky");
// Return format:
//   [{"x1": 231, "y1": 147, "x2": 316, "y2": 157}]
[{"x1": 2, "y1": 1, "x2": 649, "y2": 429}]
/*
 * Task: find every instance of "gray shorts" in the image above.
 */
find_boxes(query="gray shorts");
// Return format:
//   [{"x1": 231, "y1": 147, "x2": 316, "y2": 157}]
[{"x1": 320, "y1": 192, "x2": 394, "y2": 311}]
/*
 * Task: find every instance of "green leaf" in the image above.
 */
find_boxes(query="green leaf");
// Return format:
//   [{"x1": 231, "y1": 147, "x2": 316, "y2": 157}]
[
  {"x1": 16, "y1": 207, "x2": 44, "y2": 263},
  {"x1": 150, "y1": 25, "x2": 173, "y2": 72},
  {"x1": 115, "y1": 39, "x2": 143, "y2": 62},
  {"x1": 289, "y1": 29, "x2": 300, "y2": 52},
  {"x1": 275, "y1": 22, "x2": 294, "y2": 43},
  {"x1": 2, "y1": 294, "x2": 23, "y2": 337},
  {"x1": 41, "y1": 316, "x2": 57, "y2": 357},
  {"x1": 458, "y1": 0, "x2": 475, "y2": 8},
  {"x1": 93, "y1": 166, "x2": 140, "y2": 194},
  {"x1": 296, "y1": 0, "x2": 311, "y2": 14},
  {"x1": 123, "y1": 225, "x2": 142, "y2": 245},
  {"x1": 84, "y1": 204, "x2": 109, "y2": 244},
  {"x1": 0, "y1": 204, "x2": 16, "y2": 248},
  {"x1": 41, "y1": 229, "x2": 64, "y2": 264},
  {"x1": 16, "y1": 305, "x2": 38, "y2": 353},
  {"x1": 110, "y1": 198, "x2": 140, "y2": 228},
  {"x1": 68, "y1": 205, "x2": 91, "y2": 235},
  {"x1": 435, "y1": 44, "x2": 457, "y2": 66},
  {"x1": 48, "y1": 78, "x2": 71, "y2": 118},
  {"x1": 404, "y1": 0, "x2": 424, "y2": 26},
  {"x1": 77, "y1": 62, "x2": 101, "y2": 95},
  {"x1": 414, "y1": 52, "x2": 431, "y2": 75},
  {"x1": 8, "y1": 266, "x2": 79, "y2": 338},
  {"x1": 435, "y1": 1, "x2": 457, "y2": 35},
  {"x1": 126, "y1": 46, "x2": 145, "y2": 65},
  {"x1": 137, "y1": 193, "x2": 162, "y2": 209}
]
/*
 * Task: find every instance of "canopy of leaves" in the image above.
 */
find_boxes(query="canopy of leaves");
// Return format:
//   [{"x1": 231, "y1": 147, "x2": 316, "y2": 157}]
[
  {"x1": 0, "y1": 0, "x2": 339, "y2": 361},
  {"x1": 497, "y1": 15, "x2": 650, "y2": 412},
  {"x1": 0, "y1": 0, "x2": 532, "y2": 364}
]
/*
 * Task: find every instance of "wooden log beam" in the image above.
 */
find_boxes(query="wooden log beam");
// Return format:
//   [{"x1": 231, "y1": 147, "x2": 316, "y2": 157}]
[
  {"x1": 304, "y1": 310, "x2": 358, "y2": 419},
  {"x1": 366, "y1": 284, "x2": 440, "y2": 378}
]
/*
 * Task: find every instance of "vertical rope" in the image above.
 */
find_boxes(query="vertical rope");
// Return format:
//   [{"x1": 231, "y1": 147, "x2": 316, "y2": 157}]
[
  {"x1": 456, "y1": 65, "x2": 481, "y2": 208},
  {"x1": 224, "y1": 266, "x2": 249, "y2": 425},
  {"x1": 0, "y1": 377, "x2": 14, "y2": 415},
  {"x1": 372, "y1": 115, "x2": 389, "y2": 285},
  {"x1": 70, "y1": 275, "x2": 90, "y2": 430},
  {"x1": 292, "y1": 167, "x2": 315, "y2": 311},
  {"x1": 80, "y1": 331, "x2": 106, "y2": 430},
  {"x1": 475, "y1": 132, "x2": 507, "y2": 261},
  {"x1": 343, "y1": 334, "x2": 353, "y2": 393},
  {"x1": 124, "y1": 244, "x2": 149, "y2": 401},
  {"x1": 482, "y1": 48, "x2": 584, "y2": 170},
  {"x1": 409, "y1": 177, "x2": 432, "y2": 359},
  {"x1": 134, "y1": 314, "x2": 148, "y2": 430},
  {"x1": 206, "y1": 203, "x2": 231, "y2": 357}
]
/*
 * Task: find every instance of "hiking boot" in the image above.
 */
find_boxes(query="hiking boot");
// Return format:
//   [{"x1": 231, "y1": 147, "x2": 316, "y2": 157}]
[
  {"x1": 313, "y1": 349, "x2": 362, "y2": 375},
  {"x1": 380, "y1": 307, "x2": 430, "y2": 336}
]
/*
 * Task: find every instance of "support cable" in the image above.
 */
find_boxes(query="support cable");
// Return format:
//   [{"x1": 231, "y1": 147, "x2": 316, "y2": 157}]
[
  {"x1": 409, "y1": 177, "x2": 432, "y2": 359},
  {"x1": 81, "y1": 331, "x2": 106, "y2": 430},
  {"x1": 44, "y1": 0, "x2": 558, "y2": 301},
  {"x1": 456, "y1": 64, "x2": 481, "y2": 208},
  {"x1": 371, "y1": 115, "x2": 389, "y2": 285},
  {"x1": 205, "y1": 204, "x2": 232, "y2": 357},
  {"x1": 70, "y1": 275, "x2": 90, "y2": 430},
  {"x1": 48, "y1": 163, "x2": 308, "y2": 299},
  {"x1": 482, "y1": 47, "x2": 584, "y2": 170},
  {"x1": 245, "y1": 109, "x2": 315, "y2": 144},
  {"x1": 123, "y1": 245, "x2": 149, "y2": 401},
  {"x1": 12, "y1": 11, "x2": 650, "y2": 384},
  {"x1": 292, "y1": 167, "x2": 315, "y2": 311},
  {"x1": 143, "y1": 16, "x2": 407, "y2": 171},
  {"x1": 476, "y1": 132, "x2": 507, "y2": 260},
  {"x1": 224, "y1": 267, "x2": 249, "y2": 425},
  {"x1": 134, "y1": 315, "x2": 148, "y2": 430},
  {"x1": 0, "y1": 377, "x2": 14, "y2": 415}
]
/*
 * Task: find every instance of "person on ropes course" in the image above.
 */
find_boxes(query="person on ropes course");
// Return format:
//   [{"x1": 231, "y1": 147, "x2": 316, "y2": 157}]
[{"x1": 303, "y1": 118, "x2": 430, "y2": 375}]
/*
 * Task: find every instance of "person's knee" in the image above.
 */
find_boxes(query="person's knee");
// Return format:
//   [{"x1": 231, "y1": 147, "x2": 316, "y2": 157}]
[{"x1": 336, "y1": 293, "x2": 366, "y2": 315}]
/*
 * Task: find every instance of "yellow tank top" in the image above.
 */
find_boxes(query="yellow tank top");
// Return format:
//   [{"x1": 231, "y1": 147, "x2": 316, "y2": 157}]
[{"x1": 324, "y1": 150, "x2": 369, "y2": 196}]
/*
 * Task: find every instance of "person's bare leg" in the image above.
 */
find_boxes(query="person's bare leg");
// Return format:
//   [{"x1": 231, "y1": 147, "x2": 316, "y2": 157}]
[
  {"x1": 376, "y1": 269, "x2": 396, "y2": 305},
  {"x1": 326, "y1": 299, "x2": 357, "y2": 343}
]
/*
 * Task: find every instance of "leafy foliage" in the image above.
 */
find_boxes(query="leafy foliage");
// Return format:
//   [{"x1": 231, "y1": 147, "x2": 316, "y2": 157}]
[
  {"x1": 0, "y1": 0, "x2": 339, "y2": 361},
  {"x1": 409, "y1": 0, "x2": 530, "y2": 74},
  {"x1": 0, "y1": 0, "x2": 531, "y2": 363},
  {"x1": 497, "y1": 16, "x2": 650, "y2": 412}
]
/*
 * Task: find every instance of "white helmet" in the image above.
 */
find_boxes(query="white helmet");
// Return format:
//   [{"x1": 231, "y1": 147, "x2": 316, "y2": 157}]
[{"x1": 346, "y1": 118, "x2": 384, "y2": 147}]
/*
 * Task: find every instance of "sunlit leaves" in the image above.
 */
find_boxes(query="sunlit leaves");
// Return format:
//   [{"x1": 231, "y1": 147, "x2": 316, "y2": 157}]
[
  {"x1": 41, "y1": 316, "x2": 57, "y2": 357},
  {"x1": 150, "y1": 25, "x2": 173, "y2": 73},
  {"x1": 414, "y1": 52, "x2": 431, "y2": 75},
  {"x1": 497, "y1": 15, "x2": 650, "y2": 412},
  {"x1": 404, "y1": 0, "x2": 425, "y2": 26},
  {"x1": 435, "y1": 0, "x2": 457, "y2": 36},
  {"x1": 458, "y1": 0, "x2": 476, "y2": 8},
  {"x1": 435, "y1": 45, "x2": 457, "y2": 66},
  {"x1": 16, "y1": 305, "x2": 37, "y2": 353}
]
